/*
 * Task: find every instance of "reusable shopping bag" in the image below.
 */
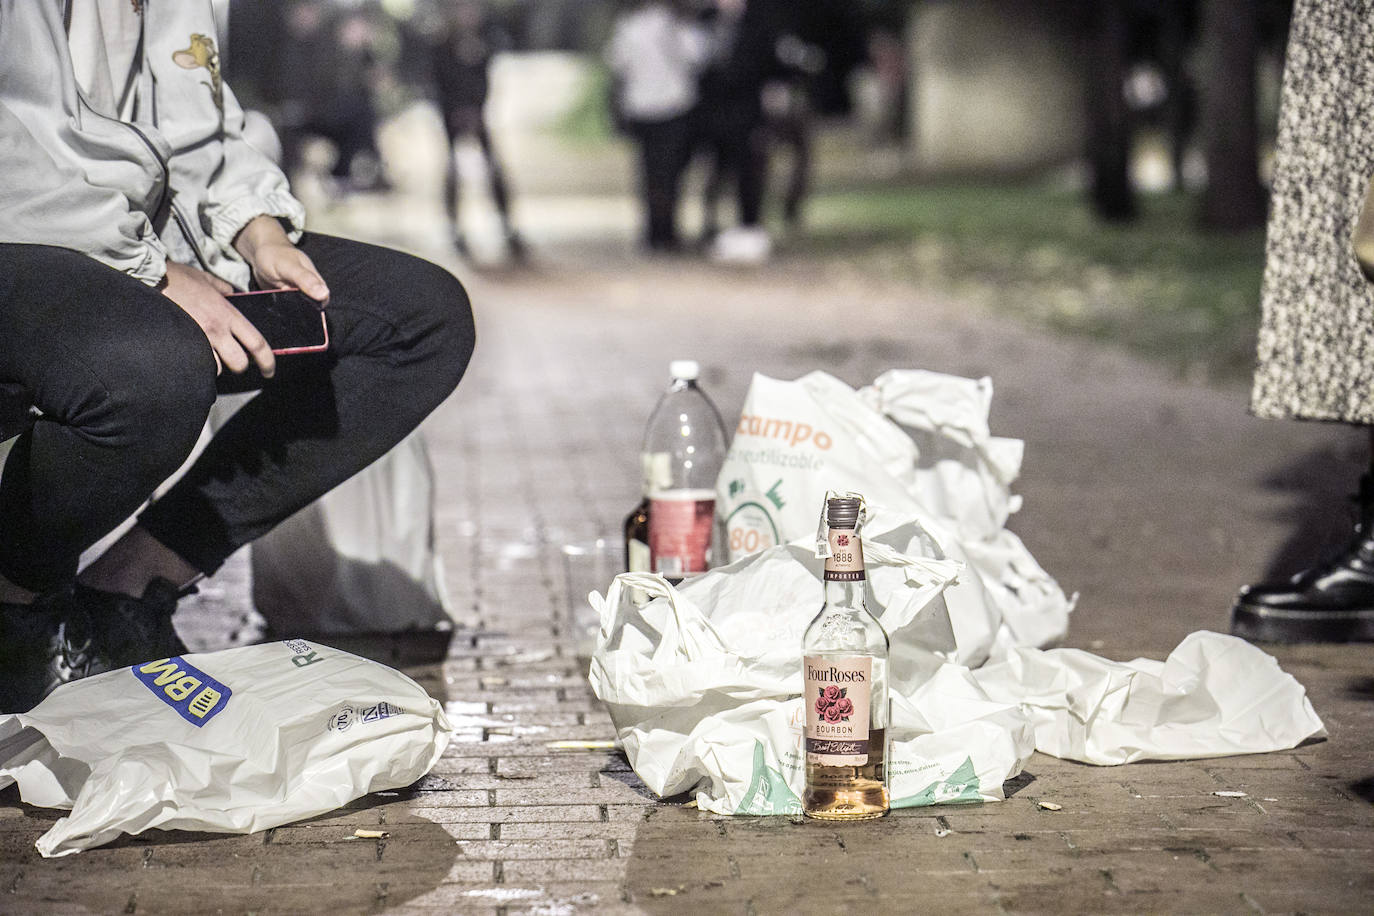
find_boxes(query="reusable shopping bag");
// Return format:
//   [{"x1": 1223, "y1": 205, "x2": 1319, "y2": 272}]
[
  {"x1": 250, "y1": 431, "x2": 455, "y2": 635},
  {"x1": 716, "y1": 369, "x2": 1072, "y2": 665},
  {"x1": 0, "y1": 641, "x2": 453, "y2": 856}
]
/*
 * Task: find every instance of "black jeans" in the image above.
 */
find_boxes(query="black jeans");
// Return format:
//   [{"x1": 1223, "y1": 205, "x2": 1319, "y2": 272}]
[
  {"x1": 629, "y1": 113, "x2": 695, "y2": 250},
  {"x1": 0, "y1": 235, "x2": 474, "y2": 593},
  {"x1": 699, "y1": 97, "x2": 767, "y2": 229}
]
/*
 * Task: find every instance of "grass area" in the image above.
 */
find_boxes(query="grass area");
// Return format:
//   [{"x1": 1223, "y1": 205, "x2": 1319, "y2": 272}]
[
  {"x1": 800, "y1": 183, "x2": 1267, "y2": 380},
  {"x1": 555, "y1": 63, "x2": 619, "y2": 144},
  {"x1": 550, "y1": 68, "x2": 1266, "y2": 379}
]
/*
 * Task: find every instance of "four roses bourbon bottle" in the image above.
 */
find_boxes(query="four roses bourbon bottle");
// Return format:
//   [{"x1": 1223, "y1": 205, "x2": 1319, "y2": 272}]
[{"x1": 801, "y1": 494, "x2": 891, "y2": 819}]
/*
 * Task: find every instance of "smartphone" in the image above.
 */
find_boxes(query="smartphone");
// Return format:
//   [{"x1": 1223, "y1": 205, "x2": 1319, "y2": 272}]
[{"x1": 226, "y1": 288, "x2": 329, "y2": 355}]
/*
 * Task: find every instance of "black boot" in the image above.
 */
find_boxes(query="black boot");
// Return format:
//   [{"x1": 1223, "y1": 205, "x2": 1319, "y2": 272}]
[
  {"x1": 0, "y1": 587, "x2": 98, "y2": 713},
  {"x1": 72, "y1": 577, "x2": 189, "y2": 671},
  {"x1": 1231, "y1": 474, "x2": 1374, "y2": 642}
]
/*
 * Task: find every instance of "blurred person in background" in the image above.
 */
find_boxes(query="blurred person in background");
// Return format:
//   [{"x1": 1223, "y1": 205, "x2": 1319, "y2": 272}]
[
  {"x1": 274, "y1": 0, "x2": 389, "y2": 193},
  {"x1": 606, "y1": 0, "x2": 711, "y2": 254},
  {"x1": 1230, "y1": 0, "x2": 1374, "y2": 644},
  {"x1": 865, "y1": 26, "x2": 908, "y2": 147},
  {"x1": 432, "y1": 0, "x2": 526, "y2": 260},
  {"x1": 699, "y1": 27, "x2": 823, "y2": 240},
  {"x1": 695, "y1": 0, "x2": 788, "y2": 264},
  {"x1": 762, "y1": 32, "x2": 825, "y2": 232},
  {"x1": 697, "y1": 0, "x2": 862, "y2": 246}
]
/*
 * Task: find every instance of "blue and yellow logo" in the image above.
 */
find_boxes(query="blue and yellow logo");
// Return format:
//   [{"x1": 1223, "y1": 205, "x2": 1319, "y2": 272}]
[{"x1": 132, "y1": 657, "x2": 232, "y2": 726}]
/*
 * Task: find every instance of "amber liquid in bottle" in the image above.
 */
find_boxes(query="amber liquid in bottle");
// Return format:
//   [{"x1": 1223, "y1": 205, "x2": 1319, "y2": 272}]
[
  {"x1": 802, "y1": 498, "x2": 890, "y2": 820},
  {"x1": 623, "y1": 497, "x2": 650, "y2": 572},
  {"x1": 804, "y1": 720, "x2": 888, "y2": 819}
]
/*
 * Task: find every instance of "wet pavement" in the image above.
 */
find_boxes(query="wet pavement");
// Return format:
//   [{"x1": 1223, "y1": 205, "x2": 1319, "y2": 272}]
[{"x1": 3, "y1": 115, "x2": 1373, "y2": 914}]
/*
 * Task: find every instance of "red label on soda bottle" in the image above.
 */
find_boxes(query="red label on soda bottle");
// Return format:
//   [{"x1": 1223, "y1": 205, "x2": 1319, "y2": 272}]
[{"x1": 648, "y1": 490, "x2": 716, "y2": 577}]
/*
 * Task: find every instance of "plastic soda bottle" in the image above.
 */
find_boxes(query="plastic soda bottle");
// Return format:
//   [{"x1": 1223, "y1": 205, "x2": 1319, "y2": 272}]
[{"x1": 630, "y1": 360, "x2": 729, "y2": 579}]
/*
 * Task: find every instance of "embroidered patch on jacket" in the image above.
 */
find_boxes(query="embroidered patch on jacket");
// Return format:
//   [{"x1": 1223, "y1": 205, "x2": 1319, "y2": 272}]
[{"x1": 172, "y1": 33, "x2": 223, "y2": 112}]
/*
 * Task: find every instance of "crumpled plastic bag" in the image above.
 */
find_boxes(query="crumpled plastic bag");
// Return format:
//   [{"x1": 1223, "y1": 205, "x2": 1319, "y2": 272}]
[
  {"x1": 591, "y1": 367, "x2": 1326, "y2": 815},
  {"x1": 973, "y1": 631, "x2": 1327, "y2": 765},
  {"x1": 715, "y1": 369, "x2": 1073, "y2": 668},
  {"x1": 589, "y1": 539, "x2": 1040, "y2": 815},
  {"x1": 590, "y1": 558, "x2": 1326, "y2": 815},
  {"x1": 0, "y1": 640, "x2": 452, "y2": 857}
]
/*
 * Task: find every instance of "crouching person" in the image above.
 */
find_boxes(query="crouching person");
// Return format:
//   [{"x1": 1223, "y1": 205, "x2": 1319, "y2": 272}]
[{"x1": 0, "y1": 0, "x2": 475, "y2": 711}]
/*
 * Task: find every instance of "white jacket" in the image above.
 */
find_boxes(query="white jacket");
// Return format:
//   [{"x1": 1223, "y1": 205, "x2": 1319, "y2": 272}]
[
  {"x1": 606, "y1": 3, "x2": 710, "y2": 123},
  {"x1": 0, "y1": 0, "x2": 305, "y2": 289}
]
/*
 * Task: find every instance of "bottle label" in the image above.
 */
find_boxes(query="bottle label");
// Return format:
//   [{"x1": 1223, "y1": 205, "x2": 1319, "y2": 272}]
[
  {"x1": 649, "y1": 490, "x2": 716, "y2": 576},
  {"x1": 803, "y1": 655, "x2": 872, "y2": 765},
  {"x1": 823, "y1": 529, "x2": 865, "y2": 581}
]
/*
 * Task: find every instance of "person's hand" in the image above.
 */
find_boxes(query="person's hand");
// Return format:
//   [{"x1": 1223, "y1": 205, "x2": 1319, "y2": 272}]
[
  {"x1": 160, "y1": 262, "x2": 274, "y2": 378},
  {"x1": 233, "y1": 215, "x2": 330, "y2": 304}
]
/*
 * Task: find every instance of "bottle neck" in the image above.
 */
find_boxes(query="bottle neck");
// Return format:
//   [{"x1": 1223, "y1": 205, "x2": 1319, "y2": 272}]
[
  {"x1": 823, "y1": 577, "x2": 865, "y2": 610},
  {"x1": 822, "y1": 526, "x2": 864, "y2": 608}
]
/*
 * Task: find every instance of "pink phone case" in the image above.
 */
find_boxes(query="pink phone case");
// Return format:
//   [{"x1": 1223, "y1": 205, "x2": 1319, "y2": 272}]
[{"x1": 226, "y1": 288, "x2": 329, "y2": 355}]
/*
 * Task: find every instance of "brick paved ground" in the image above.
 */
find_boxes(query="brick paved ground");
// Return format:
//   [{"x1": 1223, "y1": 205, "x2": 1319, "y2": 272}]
[{"x1": 3, "y1": 148, "x2": 1373, "y2": 914}]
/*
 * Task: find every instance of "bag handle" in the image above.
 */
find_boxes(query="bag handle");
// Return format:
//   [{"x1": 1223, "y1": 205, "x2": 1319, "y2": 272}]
[{"x1": 597, "y1": 573, "x2": 730, "y2": 665}]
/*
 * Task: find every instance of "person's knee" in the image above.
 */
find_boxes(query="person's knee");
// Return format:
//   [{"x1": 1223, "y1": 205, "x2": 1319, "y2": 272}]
[
  {"x1": 387, "y1": 254, "x2": 476, "y2": 396},
  {"x1": 79, "y1": 323, "x2": 216, "y2": 468}
]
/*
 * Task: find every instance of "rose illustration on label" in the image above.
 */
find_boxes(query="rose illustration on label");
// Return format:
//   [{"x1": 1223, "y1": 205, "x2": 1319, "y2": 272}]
[{"x1": 814, "y1": 685, "x2": 853, "y2": 722}]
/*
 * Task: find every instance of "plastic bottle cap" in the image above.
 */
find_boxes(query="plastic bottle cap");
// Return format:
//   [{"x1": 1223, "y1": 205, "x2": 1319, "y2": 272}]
[{"x1": 669, "y1": 360, "x2": 700, "y2": 381}]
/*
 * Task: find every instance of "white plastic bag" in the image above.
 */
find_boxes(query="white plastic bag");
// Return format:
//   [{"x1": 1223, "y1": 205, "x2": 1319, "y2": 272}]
[
  {"x1": 251, "y1": 431, "x2": 454, "y2": 635},
  {"x1": 78, "y1": 402, "x2": 456, "y2": 636},
  {"x1": 973, "y1": 631, "x2": 1327, "y2": 765},
  {"x1": 592, "y1": 368, "x2": 1326, "y2": 816},
  {"x1": 0, "y1": 640, "x2": 452, "y2": 857},
  {"x1": 589, "y1": 563, "x2": 1326, "y2": 815},
  {"x1": 715, "y1": 369, "x2": 1073, "y2": 666},
  {"x1": 588, "y1": 537, "x2": 1039, "y2": 815}
]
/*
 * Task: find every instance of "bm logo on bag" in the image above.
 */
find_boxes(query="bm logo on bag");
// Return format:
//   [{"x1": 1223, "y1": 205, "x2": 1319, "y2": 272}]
[{"x1": 132, "y1": 657, "x2": 232, "y2": 726}]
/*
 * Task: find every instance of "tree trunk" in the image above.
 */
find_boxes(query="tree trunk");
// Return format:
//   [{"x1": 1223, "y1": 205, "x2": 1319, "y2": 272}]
[
  {"x1": 1198, "y1": 0, "x2": 1267, "y2": 230},
  {"x1": 1086, "y1": 0, "x2": 1137, "y2": 222}
]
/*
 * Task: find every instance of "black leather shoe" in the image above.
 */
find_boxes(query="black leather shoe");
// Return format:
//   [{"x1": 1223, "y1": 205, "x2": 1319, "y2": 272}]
[
  {"x1": 1231, "y1": 476, "x2": 1374, "y2": 643},
  {"x1": 0, "y1": 588, "x2": 98, "y2": 713},
  {"x1": 72, "y1": 578, "x2": 189, "y2": 672}
]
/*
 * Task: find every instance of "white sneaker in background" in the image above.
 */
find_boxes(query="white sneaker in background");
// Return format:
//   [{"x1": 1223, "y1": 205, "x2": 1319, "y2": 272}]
[{"x1": 709, "y1": 226, "x2": 772, "y2": 265}]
